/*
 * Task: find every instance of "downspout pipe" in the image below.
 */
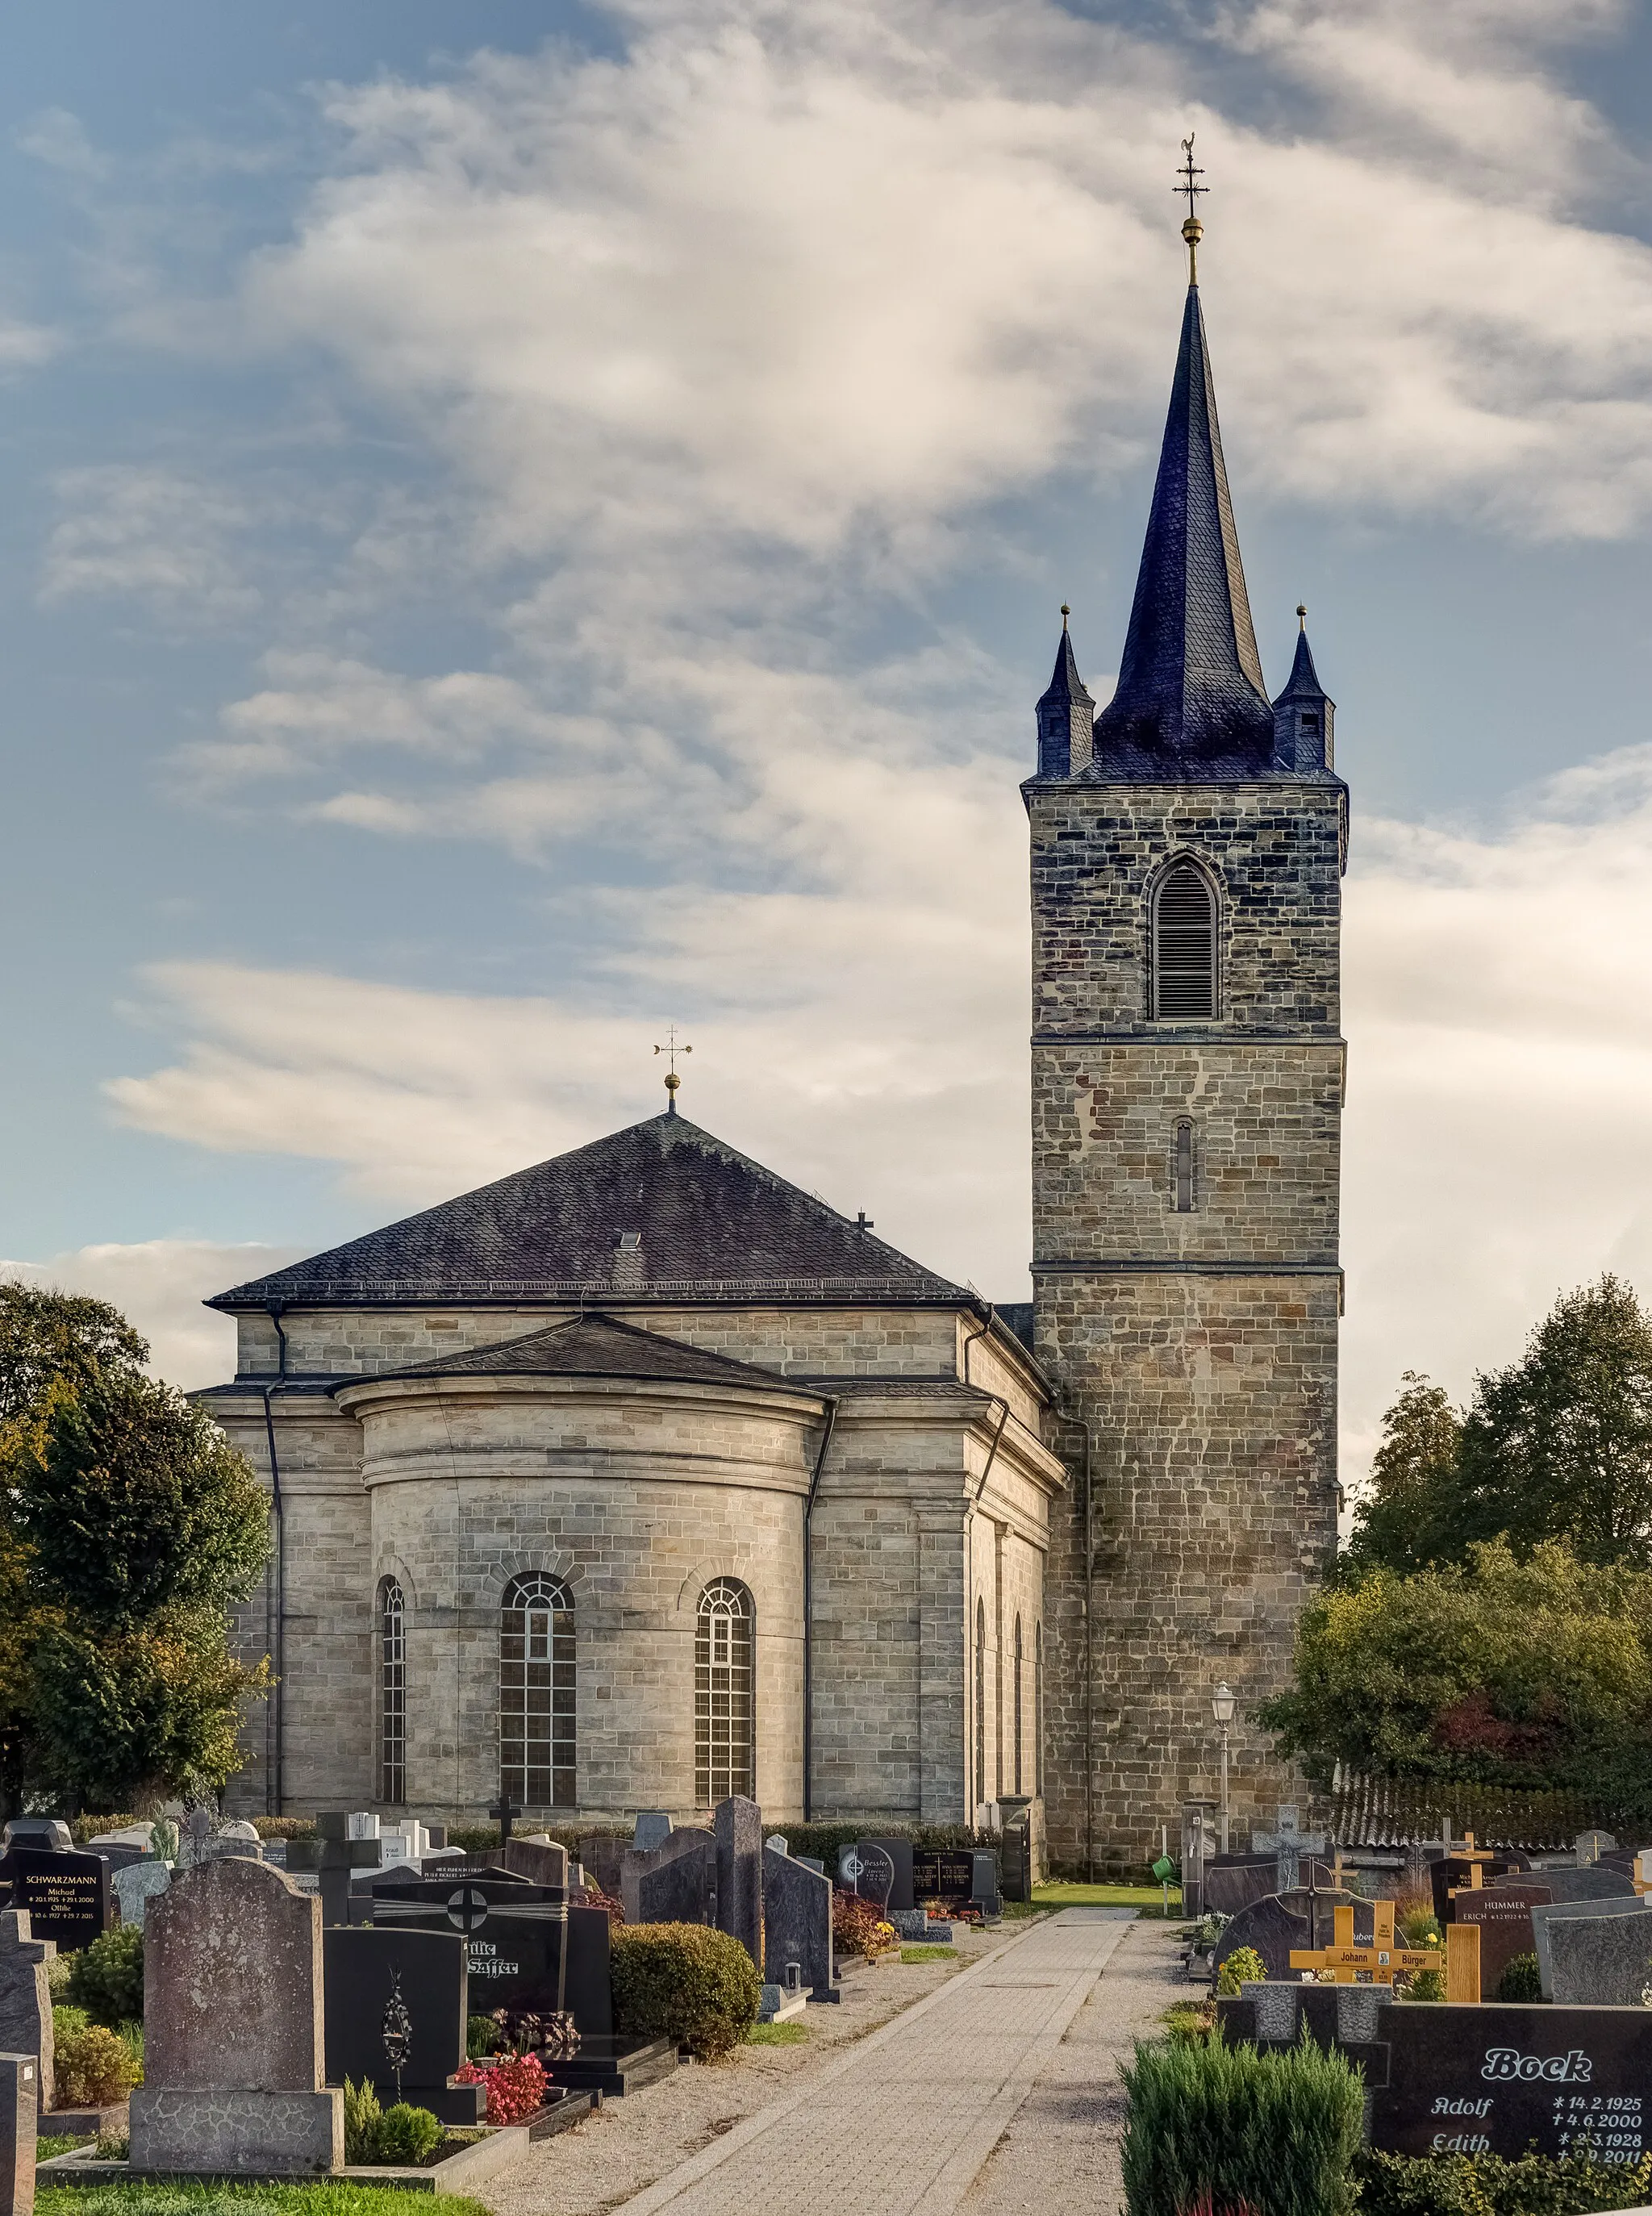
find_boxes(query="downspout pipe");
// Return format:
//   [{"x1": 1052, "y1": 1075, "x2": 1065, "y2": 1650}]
[
  {"x1": 260, "y1": 1302, "x2": 289, "y2": 1816},
  {"x1": 960, "y1": 1304, "x2": 1010, "y2": 1818},
  {"x1": 800, "y1": 1393, "x2": 839, "y2": 1824}
]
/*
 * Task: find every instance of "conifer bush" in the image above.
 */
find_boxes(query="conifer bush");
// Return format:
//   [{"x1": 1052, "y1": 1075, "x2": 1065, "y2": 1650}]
[
  {"x1": 611, "y1": 1922, "x2": 760, "y2": 2060},
  {"x1": 65, "y1": 1924, "x2": 144, "y2": 2028},
  {"x1": 1120, "y1": 2032, "x2": 1365, "y2": 2216}
]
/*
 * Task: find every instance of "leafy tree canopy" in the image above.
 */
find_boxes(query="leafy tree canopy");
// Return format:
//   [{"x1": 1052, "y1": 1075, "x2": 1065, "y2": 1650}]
[
  {"x1": 1345, "y1": 1275, "x2": 1652, "y2": 1575},
  {"x1": 1258, "y1": 1538, "x2": 1652, "y2": 1813},
  {"x1": 0, "y1": 1283, "x2": 146, "y2": 1450}
]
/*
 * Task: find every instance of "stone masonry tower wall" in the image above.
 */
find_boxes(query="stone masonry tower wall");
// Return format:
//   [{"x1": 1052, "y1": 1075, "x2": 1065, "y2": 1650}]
[{"x1": 1026, "y1": 261, "x2": 1346, "y2": 1873}]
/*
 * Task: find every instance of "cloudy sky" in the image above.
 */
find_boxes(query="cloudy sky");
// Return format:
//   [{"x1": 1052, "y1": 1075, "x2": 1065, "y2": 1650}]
[{"x1": 4, "y1": 0, "x2": 1652, "y2": 1478}]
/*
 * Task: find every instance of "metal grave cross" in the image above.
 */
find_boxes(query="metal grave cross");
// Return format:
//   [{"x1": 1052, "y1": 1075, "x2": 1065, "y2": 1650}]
[{"x1": 1254, "y1": 1805, "x2": 1327, "y2": 1892}]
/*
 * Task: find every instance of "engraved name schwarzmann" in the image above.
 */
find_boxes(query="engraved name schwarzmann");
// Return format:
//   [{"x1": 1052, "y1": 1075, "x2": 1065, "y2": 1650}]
[{"x1": 1481, "y1": 2048, "x2": 1592, "y2": 2083}]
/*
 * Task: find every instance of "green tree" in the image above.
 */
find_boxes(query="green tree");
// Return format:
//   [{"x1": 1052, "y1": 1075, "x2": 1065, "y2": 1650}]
[
  {"x1": 1343, "y1": 1371, "x2": 1464, "y2": 1578},
  {"x1": 0, "y1": 1290, "x2": 269, "y2": 1813},
  {"x1": 1258, "y1": 1538, "x2": 1652, "y2": 1811}
]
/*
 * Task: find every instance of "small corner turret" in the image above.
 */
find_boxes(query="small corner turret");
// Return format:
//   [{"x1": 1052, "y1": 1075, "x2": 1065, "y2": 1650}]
[
  {"x1": 1035, "y1": 604, "x2": 1095, "y2": 778},
  {"x1": 1271, "y1": 604, "x2": 1335, "y2": 772}
]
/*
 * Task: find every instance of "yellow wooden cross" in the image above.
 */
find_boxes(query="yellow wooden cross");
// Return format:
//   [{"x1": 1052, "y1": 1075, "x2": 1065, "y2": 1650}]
[{"x1": 1288, "y1": 1902, "x2": 1481, "y2": 2001}]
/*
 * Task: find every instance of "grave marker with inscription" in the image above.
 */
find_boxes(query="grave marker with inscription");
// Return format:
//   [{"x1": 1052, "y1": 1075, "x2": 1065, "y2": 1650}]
[
  {"x1": 0, "y1": 1852, "x2": 108, "y2": 1950},
  {"x1": 1457, "y1": 1884, "x2": 1553, "y2": 1994}
]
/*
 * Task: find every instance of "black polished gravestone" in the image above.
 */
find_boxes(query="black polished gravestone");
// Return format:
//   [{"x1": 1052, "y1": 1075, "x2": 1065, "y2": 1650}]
[
  {"x1": 864, "y1": 1840, "x2": 915, "y2": 1914},
  {"x1": 912, "y1": 1851, "x2": 975, "y2": 1912},
  {"x1": 0, "y1": 1850, "x2": 109, "y2": 1948},
  {"x1": 1430, "y1": 1853, "x2": 1526, "y2": 1924},
  {"x1": 847, "y1": 1845, "x2": 896, "y2": 1913},
  {"x1": 323, "y1": 1927, "x2": 485, "y2": 2125}
]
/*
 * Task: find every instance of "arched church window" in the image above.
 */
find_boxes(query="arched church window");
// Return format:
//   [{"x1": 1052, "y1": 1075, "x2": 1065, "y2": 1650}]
[
  {"x1": 500, "y1": 1573, "x2": 575, "y2": 1809},
  {"x1": 1174, "y1": 1118, "x2": 1195, "y2": 1212},
  {"x1": 974, "y1": 1598, "x2": 986, "y2": 1813},
  {"x1": 695, "y1": 1579, "x2": 754, "y2": 1804},
  {"x1": 378, "y1": 1577, "x2": 406, "y2": 1805},
  {"x1": 1013, "y1": 1615, "x2": 1024, "y2": 1796},
  {"x1": 1153, "y1": 861, "x2": 1217, "y2": 1019},
  {"x1": 1035, "y1": 1622, "x2": 1045, "y2": 1797}
]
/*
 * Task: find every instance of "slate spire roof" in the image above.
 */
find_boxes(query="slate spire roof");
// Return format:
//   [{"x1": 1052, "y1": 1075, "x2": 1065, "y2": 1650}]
[
  {"x1": 208, "y1": 1111, "x2": 967, "y2": 1309},
  {"x1": 1273, "y1": 617, "x2": 1327, "y2": 707},
  {"x1": 1035, "y1": 611, "x2": 1096, "y2": 778},
  {"x1": 1090, "y1": 280, "x2": 1276, "y2": 775}
]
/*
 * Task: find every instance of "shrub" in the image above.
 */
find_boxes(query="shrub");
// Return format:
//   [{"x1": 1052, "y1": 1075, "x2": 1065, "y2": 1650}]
[
  {"x1": 52, "y1": 2005, "x2": 90, "y2": 2042},
  {"x1": 1353, "y1": 2145, "x2": 1652, "y2": 2215},
  {"x1": 1498, "y1": 1951, "x2": 1544, "y2": 2003},
  {"x1": 65, "y1": 1924, "x2": 144, "y2": 2027},
  {"x1": 115, "y1": 2021, "x2": 144, "y2": 2085},
  {"x1": 455, "y1": 2052, "x2": 547, "y2": 2122},
  {"x1": 54, "y1": 2025, "x2": 139, "y2": 2106},
  {"x1": 466, "y1": 2013, "x2": 503, "y2": 2060},
  {"x1": 1395, "y1": 1895, "x2": 1444, "y2": 1950},
  {"x1": 1215, "y1": 1947, "x2": 1266, "y2": 1997},
  {"x1": 373, "y1": 2103, "x2": 443, "y2": 2164},
  {"x1": 250, "y1": 1817, "x2": 315, "y2": 1841},
  {"x1": 1399, "y1": 1968, "x2": 1446, "y2": 2003},
  {"x1": 1120, "y1": 2030, "x2": 1365, "y2": 2216},
  {"x1": 342, "y1": 2077, "x2": 382, "y2": 2164},
  {"x1": 832, "y1": 1893, "x2": 895, "y2": 1959},
  {"x1": 611, "y1": 1922, "x2": 761, "y2": 2061}
]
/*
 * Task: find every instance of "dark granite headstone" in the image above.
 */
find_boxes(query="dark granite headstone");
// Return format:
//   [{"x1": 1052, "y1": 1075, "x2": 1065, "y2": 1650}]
[
  {"x1": 1550, "y1": 1913, "x2": 1652, "y2": 2007},
  {"x1": 1532, "y1": 1899, "x2": 1652, "y2": 2000},
  {"x1": 0, "y1": 2053, "x2": 36, "y2": 2216},
  {"x1": 970, "y1": 1851, "x2": 1002, "y2": 1917},
  {"x1": 864, "y1": 1839, "x2": 915, "y2": 1913},
  {"x1": 1457, "y1": 1884, "x2": 1553, "y2": 1993},
  {"x1": 1203, "y1": 1856, "x2": 1283, "y2": 1919},
  {"x1": 714, "y1": 1797, "x2": 763, "y2": 1968},
  {"x1": 1212, "y1": 1889, "x2": 1374, "y2": 1984},
  {"x1": 1218, "y1": 1989, "x2": 1652, "y2": 2162},
  {"x1": 850, "y1": 1844, "x2": 895, "y2": 1913},
  {"x1": 632, "y1": 1811, "x2": 671, "y2": 1853},
  {"x1": 912, "y1": 1850, "x2": 975, "y2": 1909},
  {"x1": 581, "y1": 1835, "x2": 627, "y2": 1899},
  {"x1": 1513, "y1": 1866, "x2": 1633, "y2": 1905},
  {"x1": 0, "y1": 1851, "x2": 109, "y2": 1949},
  {"x1": 369, "y1": 1872, "x2": 611, "y2": 2039},
  {"x1": 0, "y1": 1918, "x2": 52, "y2": 2117},
  {"x1": 323, "y1": 1927, "x2": 483, "y2": 2124},
  {"x1": 762, "y1": 1843, "x2": 835, "y2": 2001},
  {"x1": 1430, "y1": 1856, "x2": 1521, "y2": 1923},
  {"x1": 0, "y1": 1824, "x2": 69, "y2": 1855},
  {"x1": 622, "y1": 1829, "x2": 713, "y2": 1927}
]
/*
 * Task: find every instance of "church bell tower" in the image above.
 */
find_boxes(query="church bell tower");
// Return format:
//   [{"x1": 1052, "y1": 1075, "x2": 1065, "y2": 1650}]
[{"x1": 1026, "y1": 165, "x2": 1347, "y2": 1871}]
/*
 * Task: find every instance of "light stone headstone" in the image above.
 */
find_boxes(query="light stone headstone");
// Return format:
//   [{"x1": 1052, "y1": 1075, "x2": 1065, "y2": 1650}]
[
  {"x1": 112, "y1": 1862, "x2": 172, "y2": 1930},
  {"x1": 345, "y1": 1813, "x2": 381, "y2": 1842},
  {"x1": 210, "y1": 1822, "x2": 264, "y2": 1863},
  {"x1": 129, "y1": 1856, "x2": 342, "y2": 2175},
  {"x1": 0, "y1": 1919, "x2": 52, "y2": 2118}
]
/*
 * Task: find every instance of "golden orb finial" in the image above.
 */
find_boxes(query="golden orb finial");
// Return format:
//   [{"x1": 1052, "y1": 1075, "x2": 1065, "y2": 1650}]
[{"x1": 1061, "y1": 602, "x2": 1070, "y2": 629}]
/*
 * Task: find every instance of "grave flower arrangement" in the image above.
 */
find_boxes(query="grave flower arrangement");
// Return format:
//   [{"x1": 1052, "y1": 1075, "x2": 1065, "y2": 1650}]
[
  {"x1": 454, "y1": 2050, "x2": 548, "y2": 2123},
  {"x1": 832, "y1": 1892, "x2": 897, "y2": 1959}
]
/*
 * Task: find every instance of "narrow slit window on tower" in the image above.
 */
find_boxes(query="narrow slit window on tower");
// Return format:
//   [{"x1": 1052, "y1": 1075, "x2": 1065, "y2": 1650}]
[
  {"x1": 1153, "y1": 862, "x2": 1216, "y2": 1019},
  {"x1": 1174, "y1": 1118, "x2": 1195, "y2": 1212}
]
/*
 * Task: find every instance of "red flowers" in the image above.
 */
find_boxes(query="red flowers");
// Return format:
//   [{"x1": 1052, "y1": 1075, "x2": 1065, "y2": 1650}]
[{"x1": 455, "y1": 2051, "x2": 548, "y2": 2123}]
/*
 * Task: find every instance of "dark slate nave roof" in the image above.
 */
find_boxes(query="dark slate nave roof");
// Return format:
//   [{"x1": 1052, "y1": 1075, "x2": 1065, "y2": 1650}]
[{"x1": 209, "y1": 1112, "x2": 968, "y2": 1308}]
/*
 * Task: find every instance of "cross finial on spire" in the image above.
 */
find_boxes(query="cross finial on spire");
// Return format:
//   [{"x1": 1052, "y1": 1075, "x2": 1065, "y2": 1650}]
[
  {"x1": 653, "y1": 1024, "x2": 692, "y2": 1116},
  {"x1": 1176, "y1": 134, "x2": 1207, "y2": 283}
]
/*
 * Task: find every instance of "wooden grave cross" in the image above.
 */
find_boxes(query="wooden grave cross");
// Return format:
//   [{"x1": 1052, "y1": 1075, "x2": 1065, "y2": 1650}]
[{"x1": 1289, "y1": 1901, "x2": 1481, "y2": 2001}]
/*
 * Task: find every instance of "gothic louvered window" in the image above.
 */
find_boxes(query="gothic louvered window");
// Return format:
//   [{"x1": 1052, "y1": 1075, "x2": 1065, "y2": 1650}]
[
  {"x1": 501, "y1": 1574, "x2": 575, "y2": 1809},
  {"x1": 378, "y1": 1578, "x2": 406, "y2": 1805},
  {"x1": 695, "y1": 1580, "x2": 754, "y2": 1804},
  {"x1": 974, "y1": 1598, "x2": 986, "y2": 1813},
  {"x1": 1153, "y1": 862, "x2": 1217, "y2": 1019}
]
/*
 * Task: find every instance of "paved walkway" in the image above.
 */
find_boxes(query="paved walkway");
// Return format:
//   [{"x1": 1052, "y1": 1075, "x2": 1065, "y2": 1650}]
[{"x1": 611, "y1": 1910, "x2": 1141, "y2": 2216}]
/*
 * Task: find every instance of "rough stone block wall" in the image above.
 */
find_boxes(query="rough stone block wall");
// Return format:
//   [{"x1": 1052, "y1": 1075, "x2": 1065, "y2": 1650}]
[{"x1": 1028, "y1": 777, "x2": 1344, "y2": 1870}]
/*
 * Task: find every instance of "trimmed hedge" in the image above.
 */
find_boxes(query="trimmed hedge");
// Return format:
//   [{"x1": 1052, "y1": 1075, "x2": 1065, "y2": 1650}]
[
  {"x1": 1120, "y1": 2033, "x2": 1365, "y2": 2216},
  {"x1": 611, "y1": 1922, "x2": 760, "y2": 2061},
  {"x1": 1352, "y1": 2146, "x2": 1652, "y2": 2214},
  {"x1": 65, "y1": 1925, "x2": 144, "y2": 2027}
]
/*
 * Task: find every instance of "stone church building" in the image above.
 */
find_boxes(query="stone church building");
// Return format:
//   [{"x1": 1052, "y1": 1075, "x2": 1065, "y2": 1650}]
[{"x1": 205, "y1": 226, "x2": 1345, "y2": 1868}]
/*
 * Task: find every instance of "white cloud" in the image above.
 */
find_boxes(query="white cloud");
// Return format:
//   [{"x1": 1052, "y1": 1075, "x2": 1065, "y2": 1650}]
[
  {"x1": 1, "y1": 1241, "x2": 302, "y2": 1393},
  {"x1": 43, "y1": 467, "x2": 263, "y2": 616}
]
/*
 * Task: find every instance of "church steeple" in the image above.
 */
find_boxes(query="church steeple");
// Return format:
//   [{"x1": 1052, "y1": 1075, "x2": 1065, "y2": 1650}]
[
  {"x1": 1091, "y1": 255, "x2": 1274, "y2": 773},
  {"x1": 1271, "y1": 605, "x2": 1335, "y2": 771},
  {"x1": 1035, "y1": 605, "x2": 1095, "y2": 778}
]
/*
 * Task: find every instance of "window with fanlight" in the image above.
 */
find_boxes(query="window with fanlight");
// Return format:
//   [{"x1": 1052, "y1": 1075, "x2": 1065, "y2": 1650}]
[
  {"x1": 695, "y1": 1579, "x2": 754, "y2": 1804},
  {"x1": 500, "y1": 1573, "x2": 575, "y2": 1809},
  {"x1": 378, "y1": 1577, "x2": 406, "y2": 1805}
]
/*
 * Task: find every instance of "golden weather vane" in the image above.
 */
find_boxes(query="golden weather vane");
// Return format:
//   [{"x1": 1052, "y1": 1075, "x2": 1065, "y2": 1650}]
[
  {"x1": 1176, "y1": 134, "x2": 1208, "y2": 282},
  {"x1": 653, "y1": 1025, "x2": 692, "y2": 1113}
]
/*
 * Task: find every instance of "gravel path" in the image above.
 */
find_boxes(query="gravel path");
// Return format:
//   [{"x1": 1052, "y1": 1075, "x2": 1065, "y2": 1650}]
[{"x1": 479, "y1": 1911, "x2": 1179, "y2": 2216}]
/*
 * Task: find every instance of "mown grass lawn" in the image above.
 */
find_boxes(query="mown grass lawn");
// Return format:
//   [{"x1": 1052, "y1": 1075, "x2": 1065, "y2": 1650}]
[
  {"x1": 36, "y1": 2186, "x2": 492, "y2": 2216},
  {"x1": 1032, "y1": 1881, "x2": 1182, "y2": 1913}
]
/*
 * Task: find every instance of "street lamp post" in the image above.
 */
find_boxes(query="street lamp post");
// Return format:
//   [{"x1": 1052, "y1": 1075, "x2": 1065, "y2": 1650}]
[{"x1": 1212, "y1": 1680, "x2": 1236, "y2": 1853}]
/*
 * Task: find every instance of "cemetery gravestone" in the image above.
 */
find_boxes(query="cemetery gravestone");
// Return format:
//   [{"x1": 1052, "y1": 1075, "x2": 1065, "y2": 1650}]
[
  {"x1": 0, "y1": 1825, "x2": 69, "y2": 1856},
  {"x1": 1212, "y1": 1891, "x2": 1375, "y2": 1984},
  {"x1": 1456, "y1": 1884, "x2": 1553, "y2": 1994},
  {"x1": 1253, "y1": 1808, "x2": 1328, "y2": 1893},
  {"x1": 0, "y1": 1919, "x2": 52, "y2": 2117},
  {"x1": 0, "y1": 1852, "x2": 108, "y2": 1949},
  {"x1": 322, "y1": 1927, "x2": 484, "y2": 2123},
  {"x1": 863, "y1": 1838, "x2": 916, "y2": 1913},
  {"x1": 1575, "y1": 1829, "x2": 1618, "y2": 1864},
  {"x1": 131, "y1": 1857, "x2": 342, "y2": 2175},
  {"x1": 1549, "y1": 1911, "x2": 1652, "y2": 2007},
  {"x1": 370, "y1": 1870, "x2": 614, "y2": 2039},
  {"x1": 971, "y1": 1851, "x2": 1002, "y2": 1918},
  {"x1": 284, "y1": 1815, "x2": 381, "y2": 1925},
  {"x1": 848, "y1": 1845, "x2": 896, "y2": 1913},
  {"x1": 762, "y1": 1842, "x2": 835, "y2": 2000},
  {"x1": 112, "y1": 1863, "x2": 172, "y2": 1930},
  {"x1": 1530, "y1": 1897, "x2": 1652, "y2": 2000},
  {"x1": 1513, "y1": 1866, "x2": 1633, "y2": 1906},
  {"x1": 1430, "y1": 1854, "x2": 1520, "y2": 1924},
  {"x1": 912, "y1": 1850, "x2": 975, "y2": 1913},
  {"x1": 0, "y1": 2055, "x2": 35, "y2": 2216},
  {"x1": 582, "y1": 1836, "x2": 626, "y2": 1899},
  {"x1": 1202, "y1": 1856, "x2": 1283, "y2": 1919},
  {"x1": 501, "y1": 1838, "x2": 569, "y2": 1891},
  {"x1": 622, "y1": 1829, "x2": 714, "y2": 1928},
  {"x1": 999, "y1": 1813, "x2": 1032, "y2": 1903},
  {"x1": 714, "y1": 1797, "x2": 763, "y2": 1968},
  {"x1": 632, "y1": 1811, "x2": 672, "y2": 1854}
]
